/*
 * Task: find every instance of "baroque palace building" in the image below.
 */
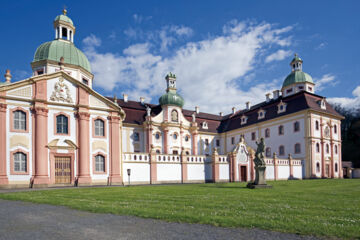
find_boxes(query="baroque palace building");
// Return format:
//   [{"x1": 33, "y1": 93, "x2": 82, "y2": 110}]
[{"x1": 0, "y1": 11, "x2": 343, "y2": 188}]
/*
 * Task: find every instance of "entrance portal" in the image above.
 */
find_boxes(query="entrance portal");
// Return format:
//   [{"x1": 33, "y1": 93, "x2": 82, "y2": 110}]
[{"x1": 55, "y1": 156, "x2": 71, "y2": 184}]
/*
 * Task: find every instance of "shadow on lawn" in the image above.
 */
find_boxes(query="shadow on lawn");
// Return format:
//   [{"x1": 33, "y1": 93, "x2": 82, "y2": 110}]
[{"x1": 198, "y1": 184, "x2": 249, "y2": 189}]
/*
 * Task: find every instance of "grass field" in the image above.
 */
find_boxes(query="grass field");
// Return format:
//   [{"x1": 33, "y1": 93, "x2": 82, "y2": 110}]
[{"x1": 0, "y1": 179, "x2": 359, "y2": 239}]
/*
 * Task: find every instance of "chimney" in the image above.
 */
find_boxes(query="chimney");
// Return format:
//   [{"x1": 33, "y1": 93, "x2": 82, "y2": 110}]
[
  {"x1": 219, "y1": 112, "x2": 223, "y2": 116},
  {"x1": 195, "y1": 106, "x2": 199, "y2": 114},
  {"x1": 232, "y1": 107, "x2": 236, "y2": 114},
  {"x1": 140, "y1": 97, "x2": 145, "y2": 104},
  {"x1": 4, "y1": 69, "x2": 12, "y2": 83},
  {"x1": 273, "y1": 90, "x2": 280, "y2": 100},
  {"x1": 266, "y1": 93, "x2": 271, "y2": 102},
  {"x1": 123, "y1": 93, "x2": 128, "y2": 103},
  {"x1": 246, "y1": 101, "x2": 251, "y2": 110}
]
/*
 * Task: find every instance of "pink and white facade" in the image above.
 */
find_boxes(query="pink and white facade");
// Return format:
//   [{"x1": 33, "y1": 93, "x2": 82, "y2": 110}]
[{"x1": 0, "y1": 11, "x2": 344, "y2": 188}]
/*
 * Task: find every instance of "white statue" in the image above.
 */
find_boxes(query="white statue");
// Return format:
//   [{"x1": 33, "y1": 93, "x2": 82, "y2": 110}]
[
  {"x1": 192, "y1": 112, "x2": 196, "y2": 122},
  {"x1": 146, "y1": 106, "x2": 151, "y2": 117}
]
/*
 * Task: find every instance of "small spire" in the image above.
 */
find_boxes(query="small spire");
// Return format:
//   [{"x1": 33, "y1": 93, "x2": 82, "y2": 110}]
[
  {"x1": 4, "y1": 69, "x2": 12, "y2": 83},
  {"x1": 63, "y1": 6, "x2": 67, "y2": 16}
]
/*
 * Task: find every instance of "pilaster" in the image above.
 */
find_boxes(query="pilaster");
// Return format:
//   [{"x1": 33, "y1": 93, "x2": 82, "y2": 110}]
[
  {"x1": 77, "y1": 111, "x2": 91, "y2": 185},
  {"x1": 0, "y1": 103, "x2": 8, "y2": 185},
  {"x1": 289, "y1": 154, "x2": 294, "y2": 179},
  {"x1": 211, "y1": 148, "x2": 219, "y2": 183},
  {"x1": 180, "y1": 149, "x2": 187, "y2": 183},
  {"x1": 149, "y1": 147, "x2": 157, "y2": 184},
  {"x1": 273, "y1": 153, "x2": 278, "y2": 181},
  {"x1": 108, "y1": 114, "x2": 123, "y2": 185}
]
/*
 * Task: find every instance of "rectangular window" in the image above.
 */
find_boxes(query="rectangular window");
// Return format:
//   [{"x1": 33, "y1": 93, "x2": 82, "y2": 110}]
[
  {"x1": 82, "y1": 78, "x2": 89, "y2": 85},
  {"x1": 14, "y1": 152, "x2": 27, "y2": 172},
  {"x1": 134, "y1": 132, "x2": 140, "y2": 141},
  {"x1": 251, "y1": 132, "x2": 256, "y2": 141},
  {"x1": 14, "y1": 111, "x2": 26, "y2": 130},
  {"x1": 37, "y1": 69, "x2": 44, "y2": 75},
  {"x1": 216, "y1": 139, "x2": 220, "y2": 147},
  {"x1": 286, "y1": 88, "x2": 293, "y2": 93},
  {"x1": 95, "y1": 155, "x2": 105, "y2": 172},
  {"x1": 94, "y1": 119, "x2": 105, "y2": 136},
  {"x1": 231, "y1": 137, "x2": 235, "y2": 145},
  {"x1": 56, "y1": 115, "x2": 68, "y2": 134}
]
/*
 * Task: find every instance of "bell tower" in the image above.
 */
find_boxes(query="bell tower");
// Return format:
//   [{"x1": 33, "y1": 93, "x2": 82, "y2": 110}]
[{"x1": 165, "y1": 72, "x2": 177, "y2": 92}]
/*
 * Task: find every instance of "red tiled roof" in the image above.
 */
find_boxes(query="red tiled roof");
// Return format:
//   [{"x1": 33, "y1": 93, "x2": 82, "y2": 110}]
[{"x1": 106, "y1": 91, "x2": 343, "y2": 132}]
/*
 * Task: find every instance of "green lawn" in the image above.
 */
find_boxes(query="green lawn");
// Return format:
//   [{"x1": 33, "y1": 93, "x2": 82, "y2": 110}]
[{"x1": 0, "y1": 179, "x2": 359, "y2": 239}]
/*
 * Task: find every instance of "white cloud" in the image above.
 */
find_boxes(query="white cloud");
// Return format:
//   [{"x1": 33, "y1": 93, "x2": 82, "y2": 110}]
[
  {"x1": 265, "y1": 49, "x2": 292, "y2": 63},
  {"x1": 82, "y1": 34, "x2": 101, "y2": 49},
  {"x1": 83, "y1": 20, "x2": 293, "y2": 114},
  {"x1": 328, "y1": 86, "x2": 360, "y2": 110},
  {"x1": 315, "y1": 42, "x2": 327, "y2": 50},
  {"x1": 314, "y1": 74, "x2": 338, "y2": 91}
]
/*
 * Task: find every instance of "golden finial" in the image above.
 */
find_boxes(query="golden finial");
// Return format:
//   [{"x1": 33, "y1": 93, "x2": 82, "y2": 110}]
[{"x1": 63, "y1": 6, "x2": 67, "y2": 15}]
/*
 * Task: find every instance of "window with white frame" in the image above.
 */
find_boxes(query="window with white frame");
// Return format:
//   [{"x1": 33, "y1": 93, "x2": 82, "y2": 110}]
[
  {"x1": 241, "y1": 115, "x2": 248, "y2": 125},
  {"x1": 258, "y1": 110, "x2": 266, "y2": 120},
  {"x1": 14, "y1": 110, "x2": 26, "y2": 130},
  {"x1": 294, "y1": 143, "x2": 301, "y2": 154},
  {"x1": 14, "y1": 152, "x2": 27, "y2": 172},
  {"x1": 95, "y1": 155, "x2": 105, "y2": 172},
  {"x1": 56, "y1": 115, "x2": 68, "y2": 134},
  {"x1": 277, "y1": 101, "x2": 287, "y2": 114},
  {"x1": 94, "y1": 119, "x2": 105, "y2": 136},
  {"x1": 202, "y1": 121, "x2": 208, "y2": 129}
]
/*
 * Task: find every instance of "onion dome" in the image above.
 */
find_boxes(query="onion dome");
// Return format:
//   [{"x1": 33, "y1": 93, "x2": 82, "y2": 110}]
[
  {"x1": 159, "y1": 72, "x2": 185, "y2": 108},
  {"x1": 282, "y1": 54, "x2": 313, "y2": 88},
  {"x1": 159, "y1": 91, "x2": 185, "y2": 108}
]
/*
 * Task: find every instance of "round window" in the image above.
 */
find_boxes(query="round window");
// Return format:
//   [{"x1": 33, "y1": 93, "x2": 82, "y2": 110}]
[
  {"x1": 155, "y1": 133, "x2": 160, "y2": 140},
  {"x1": 185, "y1": 135, "x2": 189, "y2": 142},
  {"x1": 173, "y1": 134, "x2": 178, "y2": 140}
]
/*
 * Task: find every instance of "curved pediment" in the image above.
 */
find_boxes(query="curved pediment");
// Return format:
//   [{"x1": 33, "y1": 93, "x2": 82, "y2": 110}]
[{"x1": 47, "y1": 139, "x2": 78, "y2": 150}]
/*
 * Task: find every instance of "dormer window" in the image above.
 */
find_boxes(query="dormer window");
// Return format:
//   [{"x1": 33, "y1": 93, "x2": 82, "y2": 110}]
[
  {"x1": 320, "y1": 99, "x2": 326, "y2": 110},
  {"x1": 277, "y1": 101, "x2": 287, "y2": 114},
  {"x1": 258, "y1": 109, "x2": 266, "y2": 120},
  {"x1": 286, "y1": 88, "x2": 293, "y2": 94},
  {"x1": 36, "y1": 69, "x2": 44, "y2": 75},
  {"x1": 202, "y1": 121, "x2": 208, "y2": 129},
  {"x1": 241, "y1": 115, "x2": 248, "y2": 125}
]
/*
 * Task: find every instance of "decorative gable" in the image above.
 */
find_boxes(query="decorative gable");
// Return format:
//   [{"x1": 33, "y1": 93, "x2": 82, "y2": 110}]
[
  {"x1": 277, "y1": 100, "x2": 287, "y2": 114},
  {"x1": 258, "y1": 109, "x2": 266, "y2": 120}
]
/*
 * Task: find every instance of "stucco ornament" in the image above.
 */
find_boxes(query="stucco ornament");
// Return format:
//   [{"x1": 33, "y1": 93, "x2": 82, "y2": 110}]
[
  {"x1": 171, "y1": 110, "x2": 178, "y2": 122},
  {"x1": 50, "y1": 78, "x2": 73, "y2": 103},
  {"x1": 254, "y1": 138, "x2": 266, "y2": 167}
]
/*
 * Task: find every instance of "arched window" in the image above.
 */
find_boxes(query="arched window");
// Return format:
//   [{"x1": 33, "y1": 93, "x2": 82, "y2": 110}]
[
  {"x1": 294, "y1": 121, "x2": 300, "y2": 132},
  {"x1": 326, "y1": 144, "x2": 329, "y2": 154},
  {"x1": 335, "y1": 163, "x2": 338, "y2": 172},
  {"x1": 295, "y1": 143, "x2": 301, "y2": 154},
  {"x1": 316, "y1": 162, "x2": 320, "y2": 173},
  {"x1": 315, "y1": 120, "x2": 319, "y2": 130},
  {"x1": 278, "y1": 125, "x2": 284, "y2": 135},
  {"x1": 155, "y1": 132, "x2": 161, "y2": 140},
  {"x1": 266, "y1": 147, "x2": 271, "y2": 157},
  {"x1": 14, "y1": 152, "x2": 27, "y2": 172},
  {"x1": 185, "y1": 135, "x2": 190, "y2": 142},
  {"x1": 334, "y1": 125, "x2": 337, "y2": 134},
  {"x1": 94, "y1": 119, "x2": 105, "y2": 136},
  {"x1": 95, "y1": 155, "x2": 105, "y2": 172},
  {"x1": 265, "y1": 128, "x2": 270, "y2": 138},
  {"x1": 173, "y1": 133, "x2": 178, "y2": 140},
  {"x1": 335, "y1": 145, "x2": 338, "y2": 154},
  {"x1": 279, "y1": 145, "x2": 285, "y2": 156},
  {"x1": 13, "y1": 110, "x2": 26, "y2": 130},
  {"x1": 171, "y1": 110, "x2": 178, "y2": 122},
  {"x1": 56, "y1": 115, "x2": 68, "y2": 134},
  {"x1": 156, "y1": 149, "x2": 161, "y2": 154},
  {"x1": 316, "y1": 143, "x2": 320, "y2": 153}
]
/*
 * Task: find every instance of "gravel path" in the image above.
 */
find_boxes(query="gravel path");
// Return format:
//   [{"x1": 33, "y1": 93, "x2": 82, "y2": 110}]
[{"x1": 0, "y1": 199, "x2": 321, "y2": 240}]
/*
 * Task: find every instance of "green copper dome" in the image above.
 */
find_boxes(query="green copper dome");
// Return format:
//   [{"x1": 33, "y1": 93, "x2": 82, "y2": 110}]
[
  {"x1": 159, "y1": 91, "x2": 184, "y2": 108},
  {"x1": 32, "y1": 40, "x2": 91, "y2": 73},
  {"x1": 54, "y1": 14, "x2": 74, "y2": 25},
  {"x1": 282, "y1": 71, "x2": 313, "y2": 88}
]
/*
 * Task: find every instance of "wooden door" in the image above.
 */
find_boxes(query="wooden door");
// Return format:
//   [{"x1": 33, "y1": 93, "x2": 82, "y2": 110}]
[
  {"x1": 55, "y1": 157, "x2": 71, "y2": 184},
  {"x1": 240, "y1": 166, "x2": 247, "y2": 182}
]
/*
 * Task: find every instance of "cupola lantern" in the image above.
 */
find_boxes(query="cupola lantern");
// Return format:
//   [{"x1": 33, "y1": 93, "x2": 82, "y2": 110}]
[
  {"x1": 290, "y1": 53, "x2": 303, "y2": 72},
  {"x1": 54, "y1": 8, "x2": 76, "y2": 43}
]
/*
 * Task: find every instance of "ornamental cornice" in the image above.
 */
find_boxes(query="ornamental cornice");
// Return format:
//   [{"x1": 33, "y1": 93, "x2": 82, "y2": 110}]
[
  {"x1": 107, "y1": 115, "x2": 122, "y2": 122},
  {"x1": 32, "y1": 106, "x2": 49, "y2": 116}
]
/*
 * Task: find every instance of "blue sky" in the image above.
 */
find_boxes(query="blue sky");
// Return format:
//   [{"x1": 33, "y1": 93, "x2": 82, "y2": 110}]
[{"x1": 1, "y1": 0, "x2": 359, "y2": 113}]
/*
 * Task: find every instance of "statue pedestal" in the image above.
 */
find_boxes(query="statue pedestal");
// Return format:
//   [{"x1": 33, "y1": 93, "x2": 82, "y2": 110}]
[{"x1": 247, "y1": 166, "x2": 272, "y2": 189}]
